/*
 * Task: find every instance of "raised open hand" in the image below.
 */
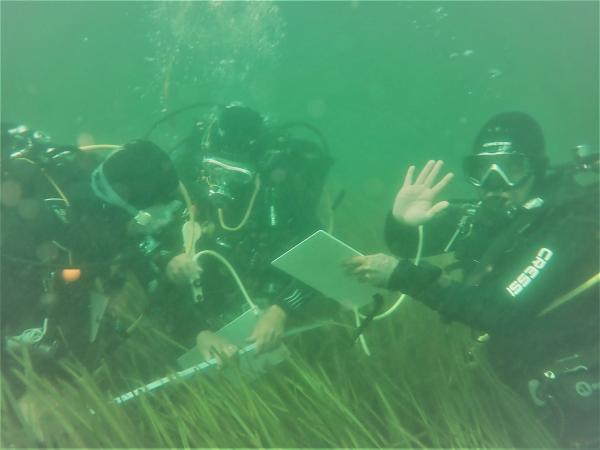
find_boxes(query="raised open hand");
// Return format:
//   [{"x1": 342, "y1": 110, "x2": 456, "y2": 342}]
[{"x1": 392, "y1": 160, "x2": 454, "y2": 226}]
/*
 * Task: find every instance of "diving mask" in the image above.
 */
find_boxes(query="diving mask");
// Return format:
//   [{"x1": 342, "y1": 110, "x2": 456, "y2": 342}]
[
  {"x1": 464, "y1": 151, "x2": 533, "y2": 189},
  {"x1": 202, "y1": 156, "x2": 256, "y2": 203}
]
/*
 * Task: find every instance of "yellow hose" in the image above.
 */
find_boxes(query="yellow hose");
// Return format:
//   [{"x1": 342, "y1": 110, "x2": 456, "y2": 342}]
[
  {"x1": 194, "y1": 249, "x2": 258, "y2": 313},
  {"x1": 79, "y1": 145, "x2": 122, "y2": 152},
  {"x1": 217, "y1": 175, "x2": 261, "y2": 232}
]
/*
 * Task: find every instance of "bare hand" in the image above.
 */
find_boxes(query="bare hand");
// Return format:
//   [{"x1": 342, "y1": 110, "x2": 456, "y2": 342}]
[
  {"x1": 196, "y1": 330, "x2": 238, "y2": 368},
  {"x1": 392, "y1": 160, "x2": 454, "y2": 226},
  {"x1": 166, "y1": 253, "x2": 202, "y2": 285},
  {"x1": 344, "y1": 253, "x2": 399, "y2": 288},
  {"x1": 247, "y1": 305, "x2": 286, "y2": 354}
]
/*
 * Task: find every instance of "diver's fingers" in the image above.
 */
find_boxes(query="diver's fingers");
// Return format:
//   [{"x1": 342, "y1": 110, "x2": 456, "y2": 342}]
[
  {"x1": 415, "y1": 160, "x2": 435, "y2": 185},
  {"x1": 214, "y1": 343, "x2": 237, "y2": 366},
  {"x1": 224, "y1": 344, "x2": 238, "y2": 358},
  {"x1": 357, "y1": 271, "x2": 374, "y2": 284},
  {"x1": 209, "y1": 347, "x2": 223, "y2": 368},
  {"x1": 254, "y1": 333, "x2": 268, "y2": 354},
  {"x1": 352, "y1": 265, "x2": 372, "y2": 278},
  {"x1": 248, "y1": 329, "x2": 266, "y2": 353},
  {"x1": 263, "y1": 329, "x2": 279, "y2": 353},
  {"x1": 260, "y1": 335, "x2": 275, "y2": 354},
  {"x1": 402, "y1": 165, "x2": 416, "y2": 188},
  {"x1": 342, "y1": 256, "x2": 365, "y2": 267},
  {"x1": 352, "y1": 265, "x2": 372, "y2": 276},
  {"x1": 427, "y1": 201, "x2": 450, "y2": 218},
  {"x1": 423, "y1": 160, "x2": 444, "y2": 187},
  {"x1": 188, "y1": 261, "x2": 202, "y2": 277},
  {"x1": 344, "y1": 259, "x2": 369, "y2": 276},
  {"x1": 431, "y1": 172, "x2": 454, "y2": 196},
  {"x1": 260, "y1": 332, "x2": 273, "y2": 353},
  {"x1": 200, "y1": 347, "x2": 213, "y2": 363}
]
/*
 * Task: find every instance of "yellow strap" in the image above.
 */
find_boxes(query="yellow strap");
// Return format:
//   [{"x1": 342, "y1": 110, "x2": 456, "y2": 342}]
[{"x1": 538, "y1": 272, "x2": 600, "y2": 317}]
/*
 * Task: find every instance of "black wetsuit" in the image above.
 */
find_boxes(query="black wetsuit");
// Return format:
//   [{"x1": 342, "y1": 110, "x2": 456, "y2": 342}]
[
  {"x1": 163, "y1": 135, "x2": 335, "y2": 345},
  {"x1": 384, "y1": 172, "x2": 599, "y2": 444},
  {"x1": 1, "y1": 151, "x2": 182, "y2": 394}
]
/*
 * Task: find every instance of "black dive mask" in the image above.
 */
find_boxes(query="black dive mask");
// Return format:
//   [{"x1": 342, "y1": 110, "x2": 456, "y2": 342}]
[
  {"x1": 201, "y1": 156, "x2": 256, "y2": 205},
  {"x1": 464, "y1": 151, "x2": 533, "y2": 190}
]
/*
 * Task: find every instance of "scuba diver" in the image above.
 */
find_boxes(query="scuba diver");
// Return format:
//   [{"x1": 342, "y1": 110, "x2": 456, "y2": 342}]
[
  {"x1": 166, "y1": 103, "x2": 335, "y2": 364},
  {"x1": 345, "y1": 112, "x2": 599, "y2": 446},
  {"x1": 1, "y1": 123, "x2": 190, "y2": 401}
]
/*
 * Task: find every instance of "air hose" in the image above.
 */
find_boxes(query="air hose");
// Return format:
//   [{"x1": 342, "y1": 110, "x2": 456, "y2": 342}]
[
  {"x1": 353, "y1": 224, "x2": 424, "y2": 355},
  {"x1": 217, "y1": 175, "x2": 262, "y2": 232},
  {"x1": 79, "y1": 145, "x2": 122, "y2": 152},
  {"x1": 356, "y1": 224, "x2": 424, "y2": 322},
  {"x1": 193, "y1": 249, "x2": 259, "y2": 313}
]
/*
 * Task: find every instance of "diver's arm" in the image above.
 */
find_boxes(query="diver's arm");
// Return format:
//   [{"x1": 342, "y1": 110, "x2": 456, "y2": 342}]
[
  {"x1": 387, "y1": 215, "x2": 599, "y2": 334},
  {"x1": 384, "y1": 208, "x2": 462, "y2": 258},
  {"x1": 387, "y1": 259, "x2": 518, "y2": 332}
]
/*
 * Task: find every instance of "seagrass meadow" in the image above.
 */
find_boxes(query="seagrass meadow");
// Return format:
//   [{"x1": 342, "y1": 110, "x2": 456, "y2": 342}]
[
  {"x1": 1, "y1": 285, "x2": 558, "y2": 448},
  {"x1": 1, "y1": 1, "x2": 597, "y2": 448}
]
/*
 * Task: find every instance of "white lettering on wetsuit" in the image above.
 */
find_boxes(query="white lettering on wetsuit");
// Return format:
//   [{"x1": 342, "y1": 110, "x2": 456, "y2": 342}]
[{"x1": 506, "y1": 248, "x2": 554, "y2": 297}]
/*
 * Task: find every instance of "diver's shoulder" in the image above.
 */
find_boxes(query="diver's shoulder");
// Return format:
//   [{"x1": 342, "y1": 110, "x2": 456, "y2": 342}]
[{"x1": 542, "y1": 173, "x2": 598, "y2": 215}]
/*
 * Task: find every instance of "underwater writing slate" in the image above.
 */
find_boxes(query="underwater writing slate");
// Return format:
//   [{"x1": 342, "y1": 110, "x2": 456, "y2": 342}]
[{"x1": 272, "y1": 230, "x2": 379, "y2": 309}]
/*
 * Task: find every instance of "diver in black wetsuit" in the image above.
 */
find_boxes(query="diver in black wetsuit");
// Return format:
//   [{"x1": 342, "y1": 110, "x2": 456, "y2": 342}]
[
  {"x1": 1, "y1": 124, "x2": 188, "y2": 398},
  {"x1": 168, "y1": 103, "x2": 334, "y2": 364},
  {"x1": 346, "y1": 112, "x2": 599, "y2": 446}
]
